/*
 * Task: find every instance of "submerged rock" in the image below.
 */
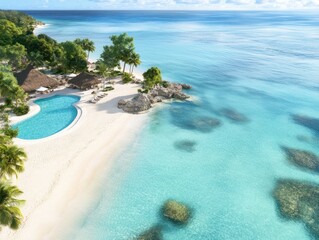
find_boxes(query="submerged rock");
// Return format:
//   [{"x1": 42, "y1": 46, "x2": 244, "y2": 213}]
[
  {"x1": 174, "y1": 140, "x2": 197, "y2": 153},
  {"x1": 219, "y1": 108, "x2": 249, "y2": 123},
  {"x1": 191, "y1": 117, "x2": 221, "y2": 133},
  {"x1": 273, "y1": 179, "x2": 319, "y2": 239},
  {"x1": 291, "y1": 114, "x2": 319, "y2": 135},
  {"x1": 136, "y1": 226, "x2": 163, "y2": 240},
  {"x1": 162, "y1": 200, "x2": 191, "y2": 225},
  {"x1": 281, "y1": 146, "x2": 319, "y2": 173},
  {"x1": 297, "y1": 135, "x2": 319, "y2": 146},
  {"x1": 118, "y1": 93, "x2": 151, "y2": 113}
]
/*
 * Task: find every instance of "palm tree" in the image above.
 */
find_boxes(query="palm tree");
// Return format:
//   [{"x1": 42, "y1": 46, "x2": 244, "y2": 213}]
[
  {"x1": 74, "y1": 38, "x2": 95, "y2": 61},
  {"x1": 0, "y1": 181, "x2": 24, "y2": 230},
  {"x1": 130, "y1": 52, "x2": 141, "y2": 74},
  {"x1": 96, "y1": 61, "x2": 108, "y2": 77},
  {"x1": 0, "y1": 145, "x2": 26, "y2": 180},
  {"x1": 121, "y1": 48, "x2": 133, "y2": 74}
]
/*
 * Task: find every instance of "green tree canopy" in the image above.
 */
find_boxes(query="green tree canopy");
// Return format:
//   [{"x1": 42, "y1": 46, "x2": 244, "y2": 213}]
[
  {"x1": 0, "y1": 43, "x2": 27, "y2": 70},
  {"x1": 143, "y1": 67, "x2": 162, "y2": 90},
  {"x1": 100, "y1": 33, "x2": 138, "y2": 73},
  {"x1": 74, "y1": 38, "x2": 95, "y2": 60},
  {"x1": 100, "y1": 45, "x2": 121, "y2": 70},
  {"x1": 0, "y1": 67, "x2": 27, "y2": 107},
  {"x1": 60, "y1": 41, "x2": 87, "y2": 73},
  {"x1": 0, "y1": 19, "x2": 22, "y2": 46},
  {"x1": 0, "y1": 10, "x2": 38, "y2": 33}
]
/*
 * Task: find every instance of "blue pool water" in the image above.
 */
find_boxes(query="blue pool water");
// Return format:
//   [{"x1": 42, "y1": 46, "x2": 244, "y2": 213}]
[
  {"x1": 26, "y1": 11, "x2": 319, "y2": 239},
  {"x1": 14, "y1": 95, "x2": 80, "y2": 140}
]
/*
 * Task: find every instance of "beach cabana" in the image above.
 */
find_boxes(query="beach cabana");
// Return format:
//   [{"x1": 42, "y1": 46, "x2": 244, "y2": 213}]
[
  {"x1": 14, "y1": 65, "x2": 59, "y2": 92},
  {"x1": 68, "y1": 72, "x2": 101, "y2": 90}
]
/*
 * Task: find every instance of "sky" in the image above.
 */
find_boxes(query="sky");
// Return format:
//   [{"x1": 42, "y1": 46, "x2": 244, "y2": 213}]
[{"x1": 1, "y1": 0, "x2": 319, "y2": 10}]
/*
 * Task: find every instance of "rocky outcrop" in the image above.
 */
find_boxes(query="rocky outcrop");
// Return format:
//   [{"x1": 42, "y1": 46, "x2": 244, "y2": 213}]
[
  {"x1": 118, "y1": 82, "x2": 191, "y2": 113},
  {"x1": 118, "y1": 93, "x2": 151, "y2": 113},
  {"x1": 148, "y1": 83, "x2": 190, "y2": 101},
  {"x1": 180, "y1": 83, "x2": 192, "y2": 90}
]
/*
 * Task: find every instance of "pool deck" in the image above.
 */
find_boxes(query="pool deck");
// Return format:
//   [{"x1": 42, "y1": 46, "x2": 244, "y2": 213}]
[{"x1": 1, "y1": 76, "x2": 150, "y2": 240}]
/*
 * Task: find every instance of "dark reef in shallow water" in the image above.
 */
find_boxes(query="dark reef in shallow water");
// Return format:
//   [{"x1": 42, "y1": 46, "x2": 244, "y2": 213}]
[
  {"x1": 291, "y1": 114, "x2": 319, "y2": 135},
  {"x1": 136, "y1": 225, "x2": 163, "y2": 240},
  {"x1": 174, "y1": 140, "x2": 197, "y2": 153},
  {"x1": 281, "y1": 146, "x2": 319, "y2": 173},
  {"x1": 297, "y1": 135, "x2": 319, "y2": 147},
  {"x1": 219, "y1": 108, "x2": 249, "y2": 123},
  {"x1": 161, "y1": 200, "x2": 191, "y2": 225},
  {"x1": 273, "y1": 179, "x2": 319, "y2": 239},
  {"x1": 169, "y1": 103, "x2": 221, "y2": 133},
  {"x1": 191, "y1": 117, "x2": 221, "y2": 133}
]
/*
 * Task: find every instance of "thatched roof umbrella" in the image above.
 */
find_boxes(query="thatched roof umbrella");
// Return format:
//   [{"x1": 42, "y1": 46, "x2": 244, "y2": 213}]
[
  {"x1": 14, "y1": 65, "x2": 59, "y2": 92},
  {"x1": 68, "y1": 72, "x2": 101, "y2": 90}
]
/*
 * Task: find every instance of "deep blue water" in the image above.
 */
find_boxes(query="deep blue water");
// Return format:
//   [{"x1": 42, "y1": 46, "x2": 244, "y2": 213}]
[
  {"x1": 26, "y1": 11, "x2": 319, "y2": 239},
  {"x1": 14, "y1": 95, "x2": 80, "y2": 140}
]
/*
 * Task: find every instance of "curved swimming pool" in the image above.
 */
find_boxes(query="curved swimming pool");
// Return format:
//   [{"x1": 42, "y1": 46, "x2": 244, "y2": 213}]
[{"x1": 14, "y1": 95, "x2": 81, "y2": 140}]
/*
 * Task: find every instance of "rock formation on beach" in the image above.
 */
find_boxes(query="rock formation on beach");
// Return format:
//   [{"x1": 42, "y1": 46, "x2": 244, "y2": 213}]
[
  {"x1": 281, "y1": 146, "x2": 319, "y2": 173},
  {"x1": 273, "y1": 179, "x2": 319, "y2": 239},
  {"x1": 118, "y1": 94, "x2": 152, "y2": 113},
  {"x1": 118, "y1": 83, "x2": 191, "y2": 113}
]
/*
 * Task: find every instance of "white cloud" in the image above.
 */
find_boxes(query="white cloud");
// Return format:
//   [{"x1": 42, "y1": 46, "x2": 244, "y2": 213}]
[{"x1": 88, "y1": 0, "x2": 319, "y2": 9}]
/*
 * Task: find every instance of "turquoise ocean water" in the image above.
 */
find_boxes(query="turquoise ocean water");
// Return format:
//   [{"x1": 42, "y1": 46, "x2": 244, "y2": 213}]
[{"x1": 26, "y1": 11, "x2": 319, "y2": 239}]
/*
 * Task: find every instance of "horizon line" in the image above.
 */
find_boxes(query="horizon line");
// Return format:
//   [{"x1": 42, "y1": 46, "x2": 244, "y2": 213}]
[{"x1": 2, "y1": 9, "x2": 318, "y2": 11}]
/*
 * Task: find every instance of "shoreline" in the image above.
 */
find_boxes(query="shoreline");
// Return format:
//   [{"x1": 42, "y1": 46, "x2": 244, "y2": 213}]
[{"x1": 0, "y1": 77, "x2": 150, "y2": 240}]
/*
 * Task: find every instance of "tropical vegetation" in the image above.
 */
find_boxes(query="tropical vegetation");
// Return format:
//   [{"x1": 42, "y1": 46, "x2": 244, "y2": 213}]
[
  {"x1": 99, "y1": 33, "x2": 141, "y2": 77},
  {"x1": 0, "y1": 109, "x2": 27, "y2": 230},
  {"x1": 142, "y1": 67, "x2": 163, "y2": 90}
]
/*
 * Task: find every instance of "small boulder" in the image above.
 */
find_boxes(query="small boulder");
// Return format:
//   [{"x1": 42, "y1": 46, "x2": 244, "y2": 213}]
[
  {"x1": 162, "y1": 200, "x2": 191, "y2": 225},
  {"x1": 117, "y1": 99, "x2": 127, "y2": 108},
  {"x1": 180, "y1": 84, "x2": 192, "y2": 90},
  {"x1": 118, "y1": 94, "x2": 151, "y2": 113}
]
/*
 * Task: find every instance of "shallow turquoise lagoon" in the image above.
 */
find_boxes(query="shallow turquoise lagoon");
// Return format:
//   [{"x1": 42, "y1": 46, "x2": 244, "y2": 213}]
[
  {"x1": 27, "y1": 11, "x2": 319, "y2": 239},
  {"x1": 14, "y1": 95, "x2": 80, "y2": 140}
]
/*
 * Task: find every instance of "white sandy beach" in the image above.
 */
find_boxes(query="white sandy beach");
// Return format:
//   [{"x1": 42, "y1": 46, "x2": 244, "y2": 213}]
[{"x1": 0, "y1": 75, "x2": 149, "y2": 240}]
